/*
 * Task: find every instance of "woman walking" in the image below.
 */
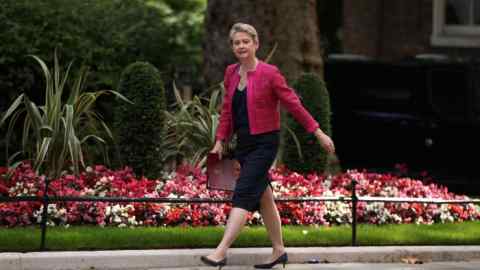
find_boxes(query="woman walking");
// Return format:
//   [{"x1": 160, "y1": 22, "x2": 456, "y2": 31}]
[{"x1": 201, "y1": 23, "x2": 335, "y2": 269}]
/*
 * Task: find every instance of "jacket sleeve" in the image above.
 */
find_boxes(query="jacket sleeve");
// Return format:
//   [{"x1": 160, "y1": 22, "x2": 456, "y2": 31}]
[
  {"x1": 271, "y1": 67, "x2": 319, "y2": 133},
  {"x1": 215, "y1": 67, "x2": 233, "y2": 141}
]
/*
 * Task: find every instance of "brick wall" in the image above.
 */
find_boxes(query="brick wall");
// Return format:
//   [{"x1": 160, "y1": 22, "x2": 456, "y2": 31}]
[{"x1": 343, "y1": 0, "x2": 433, "y2": 60}]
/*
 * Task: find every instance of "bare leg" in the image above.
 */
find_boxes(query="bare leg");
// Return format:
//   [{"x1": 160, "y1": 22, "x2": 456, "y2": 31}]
[
  {"x1": 259, "y1": 186, "x2": 285, "y2": 262},
  {"x1": 206, "y1": 207, "x2": 249, "y2": 261}
]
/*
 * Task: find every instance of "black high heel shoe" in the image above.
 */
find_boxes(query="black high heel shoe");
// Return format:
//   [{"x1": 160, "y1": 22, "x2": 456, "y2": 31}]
[
  {"x1": 200, "y1": 255, "x2": 227, "y2": 270},
  {"x1": 254, "y1": 252, "x2": 288, "y2": 269}
]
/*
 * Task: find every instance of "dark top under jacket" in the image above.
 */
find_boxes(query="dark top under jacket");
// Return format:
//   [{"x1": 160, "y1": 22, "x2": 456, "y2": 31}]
[{"x1": 232, "y1": 87, "x2": 279, "y2": 147}]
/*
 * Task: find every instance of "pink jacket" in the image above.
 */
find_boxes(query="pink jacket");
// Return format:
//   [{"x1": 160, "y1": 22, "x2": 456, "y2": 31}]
[{"x1": 215, "y1": 61, "x2": 319, "y2": 141}]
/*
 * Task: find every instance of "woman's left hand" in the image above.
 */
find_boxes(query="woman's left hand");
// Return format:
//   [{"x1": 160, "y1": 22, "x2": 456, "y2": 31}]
[{"x1": 314, "y1": 129, "x2": 335, "y2": 154}]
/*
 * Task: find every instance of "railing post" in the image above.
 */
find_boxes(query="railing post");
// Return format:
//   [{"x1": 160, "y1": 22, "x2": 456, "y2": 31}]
[
  {"x1": 40, "y1": 176, "x2": 50, "y2": 251},
  {"x1": 351, "y1": 179, "x2": 358, "y2": 246}
]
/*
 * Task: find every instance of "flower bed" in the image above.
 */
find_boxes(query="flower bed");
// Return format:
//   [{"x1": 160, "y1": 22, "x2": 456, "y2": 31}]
[{"x1": 0, "y1": 162, "x2": 479, "y2": 227}]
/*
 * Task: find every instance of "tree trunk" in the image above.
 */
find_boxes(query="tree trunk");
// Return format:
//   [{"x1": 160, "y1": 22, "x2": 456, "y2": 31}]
[{"x1": 203, "y1": 0, "x2": 323, "y2": 86}]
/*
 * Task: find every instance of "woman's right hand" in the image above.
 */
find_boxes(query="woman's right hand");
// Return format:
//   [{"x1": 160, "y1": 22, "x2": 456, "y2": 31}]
[
  {"x1": 210, "y1": 140, "x2": 224, "y2": 160},
  {"x1": 314, "y1": 128, "x2": 335, "y2": 154}
]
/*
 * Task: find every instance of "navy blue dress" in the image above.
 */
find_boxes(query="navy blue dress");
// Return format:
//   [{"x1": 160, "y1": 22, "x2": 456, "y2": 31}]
[{"x1": 231, "y1": 87, "x2": 279, "y2": 212}]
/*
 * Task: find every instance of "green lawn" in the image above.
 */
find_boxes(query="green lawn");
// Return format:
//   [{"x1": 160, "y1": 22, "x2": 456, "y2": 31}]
[{"x1": 1, "y1": 222, "x2": 479, "y2": 252}]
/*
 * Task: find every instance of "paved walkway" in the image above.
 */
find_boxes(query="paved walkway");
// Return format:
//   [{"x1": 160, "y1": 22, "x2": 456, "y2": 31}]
[
  {"x1": 155, "y1": 261, "x2": 480, "y2": 270},
  {"x1": 2, "y1": 246, "x2": 480, "y2": 270}
]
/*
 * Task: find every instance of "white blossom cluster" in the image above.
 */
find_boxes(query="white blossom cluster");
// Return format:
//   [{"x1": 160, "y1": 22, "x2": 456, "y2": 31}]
[{"x1": 105, "y1": 204, "x2": 139, "y2": 228}]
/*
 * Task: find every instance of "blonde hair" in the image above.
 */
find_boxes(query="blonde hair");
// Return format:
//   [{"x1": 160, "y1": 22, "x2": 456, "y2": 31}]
[{"x1": 229, "y1": 23, "x2": 259, "y2": 44}]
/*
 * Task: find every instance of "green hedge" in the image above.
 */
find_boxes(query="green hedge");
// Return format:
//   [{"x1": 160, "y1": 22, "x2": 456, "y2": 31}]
[
  {"x1": 283, "y1": 73, "x2": 332, "y2": 173},
  {"x1": 115, "y1": 62, "x2": 166, "y2": 179}
]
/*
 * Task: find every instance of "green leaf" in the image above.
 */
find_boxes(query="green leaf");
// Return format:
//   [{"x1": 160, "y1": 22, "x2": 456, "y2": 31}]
[
  {"x1": 39, "y1": 125, "x2": 54, "y2": 138},
  {"x1": 172, "y1": 81, "x2": 185, "y2": 107},
  {"x1": 105, "y1": 90, "x2": 134, "y2": 105},
  {"x1": 27, "y1": 54, "x2": 52, "y2": 107},
  {"x1": 7, "y1": 151, "x2": 23, "y2": 168},
  {"x1": 81, "y1": 135, "x2": 106, "y2": 144},
  {"x1": 33, "y1": 137, "x2": 52, "y2": 174},
  {"x1": 23, "y1": 97, "x2": 43, "y2": 138},
  {"x1": 285, "y1": 125, "x2": 303, "y2": 160},
  {"x1": 0, "y1": 94, "x2": 24, "y2": 127}
]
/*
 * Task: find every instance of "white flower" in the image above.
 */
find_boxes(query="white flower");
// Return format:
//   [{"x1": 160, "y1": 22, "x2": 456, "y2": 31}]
[
  {"x1": 57, "y1": 208, "x2": 67, "y2": 218},
  {"x1": 322, "y1": 180, "x2": 331, "y2": 189},
  {"x1": 113, "y1": 216, "x2": 122, "y2": 223},
  {"x1": 415, "y1": 216, "x2": 424, "y2": 225},
  {"x1": 128, "y1": 216, "x2": 137, "y2": 225},
  {"x1": 392, "y1": 214, "x2": 402, "y2": 223},
  {"x1": 47, "y1": 204, "x2": 57, "y2": 214},
  {"x1": 270, "y1": 182, "x2": 280, "y2": 189},
  {"x1": 99, "y1": 176, "x2": 108, "y2": 183},
  {"x1": 323, "y1": 190, "x2": 334, "y2": 197},
  {"x1": 112, "y1": 205, "x2": 122, "y2": 214},
  {"x1": 155, "y1": 181, "x2": 165, "y2": 192},
  {"x1": 83, "y1": 188, "x2": 95, "y2": 196}
]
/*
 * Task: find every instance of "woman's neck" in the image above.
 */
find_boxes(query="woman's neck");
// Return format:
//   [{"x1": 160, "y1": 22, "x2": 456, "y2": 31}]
[{"x1": 239, "y1": 57, "x2": 258, "y2": 72}]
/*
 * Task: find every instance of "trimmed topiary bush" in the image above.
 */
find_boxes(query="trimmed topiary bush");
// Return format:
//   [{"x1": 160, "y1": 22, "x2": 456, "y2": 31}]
[
  {"x1": 282, "y1": 73, "x2": 332, "y2": 173},
  {"x1": 115, "y1": 62, "x2": 166, "y2": 179}
]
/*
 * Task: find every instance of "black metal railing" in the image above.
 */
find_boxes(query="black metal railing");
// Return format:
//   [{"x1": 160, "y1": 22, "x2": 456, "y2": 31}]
[{"x1": 1, "y1": 178, "x2": 479, "y2": 250}]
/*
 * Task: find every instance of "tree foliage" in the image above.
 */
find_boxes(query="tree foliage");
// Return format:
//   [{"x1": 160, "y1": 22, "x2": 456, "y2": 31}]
[{"x1": 0, "y1": 0, "x2": 205, "y2": 93}]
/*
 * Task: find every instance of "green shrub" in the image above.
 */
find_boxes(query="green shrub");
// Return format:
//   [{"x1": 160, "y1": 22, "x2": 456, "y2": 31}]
[
  {"x1": 0, "y1": 50, "x2": 130, "y2": 178},
  {"x1": 282, "y1": 73, "x2": 332, "y2": 173},
  {"x1": 115, "y1": 62, "x2": 166, "y2": 179},
  {"x1": 162, "y1": 86, "x2": 235, "y2": 168}
]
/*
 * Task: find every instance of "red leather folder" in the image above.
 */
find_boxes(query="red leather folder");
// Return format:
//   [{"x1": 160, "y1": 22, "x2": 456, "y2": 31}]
[{"x1": 206, "y1": 153, "x2": 241, "y2": 191}]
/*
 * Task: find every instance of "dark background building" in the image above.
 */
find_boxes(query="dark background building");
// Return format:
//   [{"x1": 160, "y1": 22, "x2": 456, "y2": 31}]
[{"x1": 325, "y1": 0, "x2": 480, "y2": 195}]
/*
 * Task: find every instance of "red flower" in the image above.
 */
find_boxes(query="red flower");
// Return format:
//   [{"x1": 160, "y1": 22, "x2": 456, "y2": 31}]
[
  {"x1": 0, "y1": 183, "x2": 8, "y2": 195},
  {"x1": 0, "y1": 167, "x2": 8, "y2": 175},
  {"x1": 0, "y1": 161, "x2": 479, "y2": 227}
]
